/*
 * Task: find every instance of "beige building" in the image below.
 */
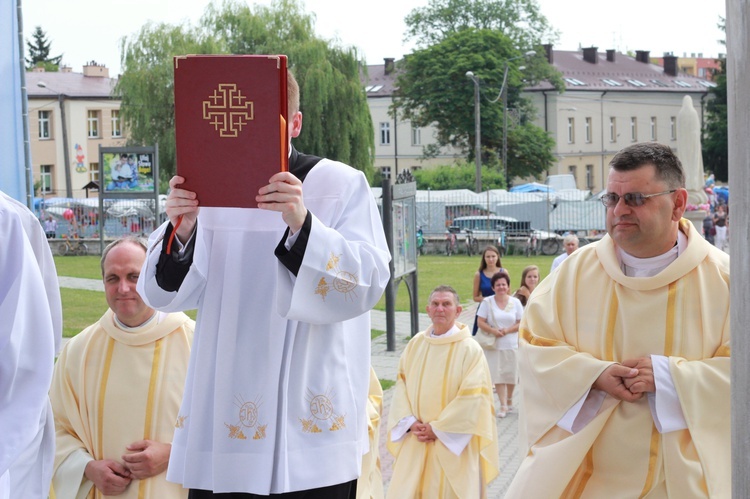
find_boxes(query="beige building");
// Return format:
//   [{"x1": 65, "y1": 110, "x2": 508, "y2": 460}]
[
  {"x1": 26, "y1": 62, "x2": 124, "y2": 199},
  {"x1": 523, "y1": 46, "x2": 715, "y2": 193},
  {"x1": 365, "y1": 58, "x2": 463, "y2": 182},
  {"x1": 364, "y1": 48, "x2": 716, "y2": 193}
]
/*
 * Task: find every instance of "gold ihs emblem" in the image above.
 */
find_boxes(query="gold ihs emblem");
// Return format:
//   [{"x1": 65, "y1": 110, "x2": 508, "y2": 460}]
[
  {"x1": 301, "y1": 389, "x2": 346, "y2": 433},
  {"x1": 225, "y1": 394, "x2": 266, "y2": 440},
  {"x1": 315, "y1": 253, "x2": 359, "y2": 301}
]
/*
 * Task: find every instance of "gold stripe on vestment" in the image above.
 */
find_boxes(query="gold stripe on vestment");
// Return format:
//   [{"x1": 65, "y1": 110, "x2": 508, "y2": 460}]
[
  {"x1": 639, "y1": 281, "x2": 677, "y2": 497},
  {"x1": 139, "y1": 339, "x2": 164, "y2": 499},
  {"x1": 97, "y1": 337, "x2": 116, "y2": 459},
  {"x1": 604, "y1": 288, "x2": 618, "y2": 361},
  {"x1": 715, "y1": 344, "x2": 730, "y2": 357},
  {"x1": 639, "y1": 426, "x2": 661, "y2": 498},
  {"x1": 520, "y1": 327, "x2": 568, "y2": 347},
  {"x1": 442, "y1": 343, "x2": 456, "y2": 408},
  {"x1": 458, "y1": 386, "x2": 491, "y2": 397}
]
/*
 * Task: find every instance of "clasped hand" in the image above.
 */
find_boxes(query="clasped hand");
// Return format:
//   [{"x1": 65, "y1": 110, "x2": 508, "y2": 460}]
[
  {"x1": 409, "y1": 421, "x2": 437, "y2": 443},
  {"x1": 592, "y1": 356, "x2": 655, "y2": 402}
]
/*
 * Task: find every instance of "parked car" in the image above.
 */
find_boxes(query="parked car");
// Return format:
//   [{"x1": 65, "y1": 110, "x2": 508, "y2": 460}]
[{"x1": 451, "y1": 215, "x2": 562, "y2": 255}]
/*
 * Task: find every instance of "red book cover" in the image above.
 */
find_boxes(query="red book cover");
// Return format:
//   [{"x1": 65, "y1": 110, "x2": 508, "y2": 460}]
[{"x1": 173, "y1": 54, "x2": 288, "y2": 208}]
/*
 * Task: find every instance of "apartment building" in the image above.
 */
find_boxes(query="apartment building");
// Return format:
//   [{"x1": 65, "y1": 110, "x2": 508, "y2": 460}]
[
  {"x1": 524, "y1": 46, "x2": 716, "y2": 192},
  {"x1": 26, "y1": 62, "x2": 124, "y2": 199},
  {"x1": 365, "y1": 58, "x2": 463, "y2": 182}
]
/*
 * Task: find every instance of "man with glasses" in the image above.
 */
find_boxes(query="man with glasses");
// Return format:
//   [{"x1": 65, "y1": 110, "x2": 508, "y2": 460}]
[{"x1": 506, "y1": 142, "x2": 730, "y2": 498}]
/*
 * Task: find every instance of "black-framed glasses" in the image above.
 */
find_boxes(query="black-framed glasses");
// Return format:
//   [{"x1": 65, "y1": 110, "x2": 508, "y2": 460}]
[{"x1": 600, "y1": 190, "x2": 677, "y2": 208}]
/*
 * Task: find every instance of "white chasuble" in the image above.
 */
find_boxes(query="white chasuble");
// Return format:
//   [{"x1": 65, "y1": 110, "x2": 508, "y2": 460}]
[
  {"x1": 386, "y1": 323, "x2": 499, "y2": 498},
  {"x1": 506, "y1": 219, "x2": 730, "y2": 499},
  {"x1": 138, "y1": 160, "x2": 390, "y2": 494},
  {"x1": 50, "y1": 310, "x2": 194, "y2": 499}
]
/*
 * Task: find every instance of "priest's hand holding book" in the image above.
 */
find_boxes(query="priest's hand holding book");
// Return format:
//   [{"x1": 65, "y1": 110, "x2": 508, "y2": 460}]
[{"x1": 166, "y1": 172, "x2": 308, "y2": 244}]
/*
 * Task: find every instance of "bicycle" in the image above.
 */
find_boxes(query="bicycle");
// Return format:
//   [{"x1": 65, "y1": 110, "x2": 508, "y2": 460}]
[
  {"x1": 464, "y1": 229, "x2": 479, "y2": 256},
  {"x1": 58, "y1": 233, "x2": 89, "y2": 256}
]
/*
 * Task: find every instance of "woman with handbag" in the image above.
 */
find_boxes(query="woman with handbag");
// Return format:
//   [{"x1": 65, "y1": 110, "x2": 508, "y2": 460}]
[
  {"x1": 476, "y1": 271, "x2": 523, "y2": 418},
  {"x1": 471, "y1": 245, "x2": 503, "y2": 335}
]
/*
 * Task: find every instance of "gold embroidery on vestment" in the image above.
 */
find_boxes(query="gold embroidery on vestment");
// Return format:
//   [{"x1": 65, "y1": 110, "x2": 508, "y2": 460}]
[
  {"x1": 302, "y1": 388, "x2": 346, "y2": 433},
  {"x1": 317, "y1": 252, "x2": 359, "y2": 301},
  {"x1": 175, "y1": 415, "x2": 187, "y2": 429},
  {"x1": 225, "y1": 394, "x2": 266, "y2": 440}
]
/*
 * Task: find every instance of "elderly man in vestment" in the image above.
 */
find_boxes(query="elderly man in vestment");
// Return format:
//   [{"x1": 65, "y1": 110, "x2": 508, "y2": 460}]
[
  {"x1": 50, "y1": 237, "x2": 194, "y2": 498},
  {"x1": 0, "y1": 191, "x2": 60, "y2": 498},
  {"x1": 506, "y1": 142, "x2": 730, "y2": 498},
  {"x1": 387, "y1": 285, "x2": 499, "y2": 498},
  {"x1": 137, "y1": 70, "x2": 390, "y2": 497}
]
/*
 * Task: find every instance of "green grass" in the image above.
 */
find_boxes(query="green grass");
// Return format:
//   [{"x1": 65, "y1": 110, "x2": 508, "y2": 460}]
[
  {"x1": 379, "y1": 379, "x2": 396, "y2": 391},
  {"x1": 54, "y1": 253, "x2": 556, "y2": 337},
  {"x1": 371, "y1": 329, "x2": 386, "y2": 340},
  {"x1": 54, "y1": 255, "x2": 103, "y2": 279},
  {"x1": 376, "y1": 254, "x2": 555, "y2": 312},
  {"x1": 60, "y1": 288, "x2": 108, "y2": 337}
]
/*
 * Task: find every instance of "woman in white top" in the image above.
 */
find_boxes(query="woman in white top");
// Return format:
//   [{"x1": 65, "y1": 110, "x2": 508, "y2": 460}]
[{"x1": 476, "y1": 271, "x2": 523, "y2": 418}]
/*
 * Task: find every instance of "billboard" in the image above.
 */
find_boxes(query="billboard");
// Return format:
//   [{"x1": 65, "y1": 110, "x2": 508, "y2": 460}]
[{"x1": 102, "y1": 150, "x2": 156, "y2": 193}]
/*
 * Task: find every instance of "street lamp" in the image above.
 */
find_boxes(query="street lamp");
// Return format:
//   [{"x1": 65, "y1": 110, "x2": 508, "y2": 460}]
[
  {"x1": 489, "y1": 50, "x2": 536, "y2": 189},
  {"x1": 37, "y1": 81, "x2": 73, "y2": 198},
  {"x1": 465, "y1": 71, "x2": 482, "y2": 193}
]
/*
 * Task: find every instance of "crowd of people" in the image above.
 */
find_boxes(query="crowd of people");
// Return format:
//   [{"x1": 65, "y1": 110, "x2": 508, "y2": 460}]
[{"x1": 2, "y1": 70, "x2": 732, "y2": 499}]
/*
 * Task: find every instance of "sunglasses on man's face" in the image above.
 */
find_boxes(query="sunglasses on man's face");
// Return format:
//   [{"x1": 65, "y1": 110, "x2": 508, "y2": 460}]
[{"x1": 600, "y1": 190, "x2": 676, "y2": 208}]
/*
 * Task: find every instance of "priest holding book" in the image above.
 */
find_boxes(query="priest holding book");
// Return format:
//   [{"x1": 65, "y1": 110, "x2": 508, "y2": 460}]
[{"x1": 138, "y1": 63, "x2": 390, "y2": 498}]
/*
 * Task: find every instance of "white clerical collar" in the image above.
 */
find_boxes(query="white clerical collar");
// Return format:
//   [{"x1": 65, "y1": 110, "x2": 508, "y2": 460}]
[
  {"x1": 430, "y1": 324, "x2": 460, "y2": 338},
  {"x1": 618, "y1": 230, "x2": 688, "y2": 278},
  {"x1": 114, "y1": 310, "x2": 161, "y2": 332}
]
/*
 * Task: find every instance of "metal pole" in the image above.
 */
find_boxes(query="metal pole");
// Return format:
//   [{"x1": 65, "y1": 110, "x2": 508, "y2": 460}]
[
  {"x1": 727, "y1": 0, "x2": 750, "y2": 495},
  {"x1": 473, "y1": 77, "x2": 481, "y2": 193},
  {"x1": 17, "y1": 0, "x2": 34, "y2": 208},
  {"x1": 502, "y1": 63, "x2": 509, "y2": 189},
  {"x1": 59, "y1": 93, "x2": 73, "y2": 197}
]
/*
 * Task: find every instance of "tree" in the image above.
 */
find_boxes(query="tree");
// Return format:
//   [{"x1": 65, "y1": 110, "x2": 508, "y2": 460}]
[
  {"x1": 393, "y1": 28, "x2": 561, "y2": 181},
  {"x1": 702, "y1": 18, "x2": 727, "y2": 182},
  {"x1": 404, "y1": 0, "x2": 558, "y2": 51},
  {"x1": 413, "y1": 162, "x2": 506, "y2": 190},
  {"x1": 26, "y1": 26, "x2": 62, "y2": 70},
  {"x1": 116, "y1": 0, "x2": 374, "y2": 190}
]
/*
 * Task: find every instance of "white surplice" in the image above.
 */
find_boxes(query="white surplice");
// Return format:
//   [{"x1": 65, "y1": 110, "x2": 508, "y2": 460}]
[
  {"x1": 0, "y1": 192, "x2": 58, "y2": 499},
  {"x1": 138, "y1": 160, "x2": 390, "y2": 494}
]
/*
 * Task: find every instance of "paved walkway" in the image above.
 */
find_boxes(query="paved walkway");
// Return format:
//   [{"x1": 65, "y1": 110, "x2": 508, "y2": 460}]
[{"x1": 60, "y1": 279, "x2": 520, "y2": 497}]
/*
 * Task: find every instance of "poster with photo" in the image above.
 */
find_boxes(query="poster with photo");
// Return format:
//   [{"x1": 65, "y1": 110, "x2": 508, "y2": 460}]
[{"x1": 103, "y1": 151, "x2": 155, "y2": 193}]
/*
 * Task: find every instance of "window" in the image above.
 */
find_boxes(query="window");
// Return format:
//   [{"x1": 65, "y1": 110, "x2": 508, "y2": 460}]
[
  {"x1": 381, "y1": 166, "x2": 391, "y2": 180},
  {"x1": 38, "y1": 110, "x2": 51, "y2": 139},
  {"x1": 111, "y1": 110, "x2": 121, "y2": 137},
  {"x1": 87, "y1": 110, "x2": 100, "y2": 138},
  {"x1": 564, "y1": 78, "x2": 586, "y2": 86},
  {"x1": 40, "y1": 165, "x2": 53, "y2": 193},
  {"x1": 567, "y1": 117, "x2": 575, "y2": 143},
  {"x1": 379, "y1": 122, "x2": 390, "y2": 145},
  {"x1": 585, "y1": 117, "x2": 592, "y2": 143},
  {"x1": 609, "y1": 117, "x2": 617, "y2": 142},
  {"x1": 586, "y1": 165, "x2": 594, "y2": 190},
  {"x1": 568, "y1": 165, "x2": 577, "y2": 184},
  {"x1": 89, "y1": 163, "x2": 99, "y2": 183},
  {"x1": 670, "y1": 117, "x2": 677, "y2": 141},
  {"x1": 650, "y1": 117, "x2": 657, "y2": 140},
  {"x1": 630, "y1": 117, "x2": 637, "y2": 142},
  {"x1": 411, "y1": 126, "x2": 421, "y2": 146}
]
